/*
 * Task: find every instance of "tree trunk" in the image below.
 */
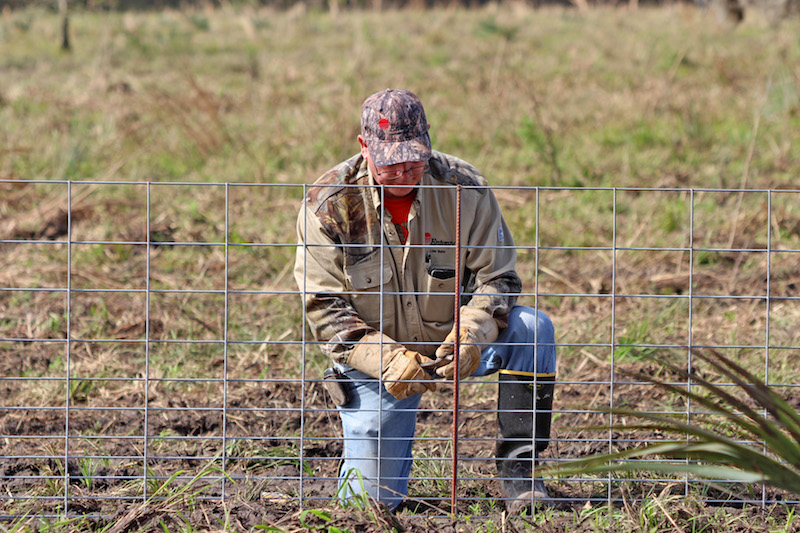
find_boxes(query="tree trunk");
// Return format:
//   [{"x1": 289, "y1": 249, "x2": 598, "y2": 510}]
[{"x1": 59, "y1": 0, "x2": 70, "y2": 51}]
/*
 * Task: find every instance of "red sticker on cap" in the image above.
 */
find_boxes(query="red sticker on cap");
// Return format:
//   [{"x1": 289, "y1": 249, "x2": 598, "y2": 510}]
[{"x1": 379, "y1": 118, "x2": 390, "y2": 130}]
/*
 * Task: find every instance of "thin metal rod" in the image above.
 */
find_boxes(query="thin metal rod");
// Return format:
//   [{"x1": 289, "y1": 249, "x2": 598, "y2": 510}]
[{"x1": 451, "y1": 183, "x2": 462, "y2": 515}]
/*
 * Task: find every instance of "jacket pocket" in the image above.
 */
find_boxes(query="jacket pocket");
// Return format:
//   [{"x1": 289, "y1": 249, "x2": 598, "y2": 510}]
[
  {"x1": 344, "y1": 256, "x2": 393, "y2": 289},
  {"x1": 418, "y1": 268, "x2": 457, "y2": 325},
  {"x1": 344, "y1": 256, "x2": 394, "y2": 326}
]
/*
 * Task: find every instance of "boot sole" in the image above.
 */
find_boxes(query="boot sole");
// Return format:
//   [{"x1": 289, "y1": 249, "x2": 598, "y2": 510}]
[{"x1": 507, "y1": 490, "x2": 554, "y2": 515}]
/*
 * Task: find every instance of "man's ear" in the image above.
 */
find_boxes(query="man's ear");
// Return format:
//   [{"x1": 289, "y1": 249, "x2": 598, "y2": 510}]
[{"x1": 358, "y1": 135, "x2": 369, "y2": 159}]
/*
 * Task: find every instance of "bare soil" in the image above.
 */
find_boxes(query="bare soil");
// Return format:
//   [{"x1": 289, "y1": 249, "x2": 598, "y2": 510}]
[{"x1": 2, "y1": 346, "x2": 798, "y2": 531}]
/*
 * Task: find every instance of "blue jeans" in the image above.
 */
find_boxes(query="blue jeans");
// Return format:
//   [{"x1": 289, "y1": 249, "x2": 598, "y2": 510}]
[{"x1": 335, "y1": 305, "x2": 557, "y2": 509}]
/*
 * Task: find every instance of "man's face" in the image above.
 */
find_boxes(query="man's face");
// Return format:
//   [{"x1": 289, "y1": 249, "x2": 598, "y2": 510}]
[{"x1": 359, "y1": 136, "x2": 427, "y2": 200}]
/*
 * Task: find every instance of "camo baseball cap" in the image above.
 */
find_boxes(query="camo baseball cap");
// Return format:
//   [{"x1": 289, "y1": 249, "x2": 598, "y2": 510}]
[{"x1": 360, "y1": 88, "x2": 432, "y2": 167}]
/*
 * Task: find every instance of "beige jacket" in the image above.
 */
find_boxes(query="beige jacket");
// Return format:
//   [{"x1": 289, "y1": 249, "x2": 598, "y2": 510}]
[{"x1": 294, "y1": 151, "x2": 521, "y2": 364}]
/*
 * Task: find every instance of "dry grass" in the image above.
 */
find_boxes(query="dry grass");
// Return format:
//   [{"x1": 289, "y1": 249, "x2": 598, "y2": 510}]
[{"x1": 2, "y1": 3, "x2": 800, "y2": 531}]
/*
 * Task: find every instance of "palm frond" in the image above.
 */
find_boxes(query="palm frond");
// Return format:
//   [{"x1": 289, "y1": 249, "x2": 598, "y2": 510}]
[{"x1": 545, "y1": 347, "x2": 800, "y2": 496}]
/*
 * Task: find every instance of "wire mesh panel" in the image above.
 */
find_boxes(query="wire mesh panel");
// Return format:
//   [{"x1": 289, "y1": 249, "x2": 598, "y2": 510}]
[{"x1": 1, "y1": 180, "x2": 799, "y2": 521}]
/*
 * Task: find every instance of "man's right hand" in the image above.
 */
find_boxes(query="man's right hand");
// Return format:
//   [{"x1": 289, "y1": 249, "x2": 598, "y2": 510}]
[
  {"x1": 382, "y1": 348, "x2": 437, "y2": 400},
  {"x1": 347, "y1": 332, "x2": 437, "y2": 400}
]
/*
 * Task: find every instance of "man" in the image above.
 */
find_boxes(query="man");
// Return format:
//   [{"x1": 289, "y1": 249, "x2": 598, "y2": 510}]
[{"x1": 293, "y1": 88, "x2": 557, "y2": 513}]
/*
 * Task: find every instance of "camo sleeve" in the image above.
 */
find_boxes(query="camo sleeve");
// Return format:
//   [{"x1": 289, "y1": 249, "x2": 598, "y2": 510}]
[
  {"x1": 294, "y1": 200, "x2": 373, "y2": 364},
  {"x1": 466, "y1": 271, "x2": 521, "y2": 330}
]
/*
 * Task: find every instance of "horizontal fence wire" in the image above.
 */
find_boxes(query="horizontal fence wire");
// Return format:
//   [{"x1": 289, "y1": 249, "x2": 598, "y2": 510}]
[{"x1": 1, "y1": 179, "x2": 799, "y2": 520}]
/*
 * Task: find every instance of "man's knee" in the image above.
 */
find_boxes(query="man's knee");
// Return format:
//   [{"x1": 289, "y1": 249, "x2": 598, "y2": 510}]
[
  {"x1": 513, "y1": 306, "x2": 555, "y2": 343},
  {"x1": 504, "y1": 306, "x2": 557, "y2": 373}
]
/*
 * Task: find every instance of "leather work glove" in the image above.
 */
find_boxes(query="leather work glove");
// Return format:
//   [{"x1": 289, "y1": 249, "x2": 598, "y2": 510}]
[
  {"x1": 347, "y1": 332, "x2": 437, "y2": 400},
  {"x1": 435, "y1": 306, "x2": 499, "y2": 380}
]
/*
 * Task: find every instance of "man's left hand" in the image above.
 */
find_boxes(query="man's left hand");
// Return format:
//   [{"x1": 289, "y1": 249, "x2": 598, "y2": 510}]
[
  {"x1": 434, "y1": 307, "x2": 499, "y2": 380},
  {"x1": 433, "y1": 327, "x2": 481, "y2": 379}
]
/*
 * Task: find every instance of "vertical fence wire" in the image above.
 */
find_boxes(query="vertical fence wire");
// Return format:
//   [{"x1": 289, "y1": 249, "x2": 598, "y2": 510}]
[
  {"x1": 222, "y1": 183, "x2": 230, "y2": 499},
  {"x1": 2, "y1": 180, "x2": 800, "y2": 520},
  {"x1": 531, "y1": 186, "x2": 541, "y2": 503},
  {"x1": 63, "y1": 181, "x2": 72, "y2": 514},
  {"x1": 450, "y1": 183, "x2": 462, "y2": 514},
  {"x1": 143, "y1": 182, "x2": 151, "y2": 502},
  {"x1": 607, "y1": 188, "x2": 617, "y2": 511},
  {"x1": 378, "y1": 183, "x2": 386, "y2": 505},
  {"x1": 763, "y1": 190, "x2": 772, "y2": 508},
  {"x1": 299, "y1": 182, "x2": 308, "y2": 508},
  {"x1": 299, "y1": 180, "x2": 309, "y2": 509},
  {"x1": 685, "y1": 188, "x2": 695, "y2": 498}
]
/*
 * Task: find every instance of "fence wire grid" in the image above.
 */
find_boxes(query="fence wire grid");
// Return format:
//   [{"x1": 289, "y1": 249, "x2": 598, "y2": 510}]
[{"x1": 1, "y1": 179, "x2": 799, "y2": 520}]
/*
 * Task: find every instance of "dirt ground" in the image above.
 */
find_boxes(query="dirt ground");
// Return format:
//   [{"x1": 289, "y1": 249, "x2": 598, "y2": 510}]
[{"x1": 2, "y1": 349, "x2": 798, "y2": 532}]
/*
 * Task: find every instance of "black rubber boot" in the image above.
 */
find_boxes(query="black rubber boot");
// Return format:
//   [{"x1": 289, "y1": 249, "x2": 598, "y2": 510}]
[{"x1": 496, "y1": 373, "x2": 555, "y2": 513}]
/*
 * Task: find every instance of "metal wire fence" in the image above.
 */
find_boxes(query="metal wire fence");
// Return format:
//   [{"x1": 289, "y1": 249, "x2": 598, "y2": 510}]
[{"x1": 1, "y1": 179, "x2": 799, "y2": 520}]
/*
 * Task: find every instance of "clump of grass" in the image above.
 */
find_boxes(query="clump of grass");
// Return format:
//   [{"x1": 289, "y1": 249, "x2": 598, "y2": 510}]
[
  {"x1": 546, "y1": 347, "x2": 800, "y2": 496},
  {"x1": 104, "y1": 459, "x2": 232, "y2": 533}
]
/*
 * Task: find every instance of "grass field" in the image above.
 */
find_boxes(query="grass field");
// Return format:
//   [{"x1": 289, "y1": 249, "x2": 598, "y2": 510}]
[{"x1": 2, "y1": 2, "x2": 800, "y2": 532}]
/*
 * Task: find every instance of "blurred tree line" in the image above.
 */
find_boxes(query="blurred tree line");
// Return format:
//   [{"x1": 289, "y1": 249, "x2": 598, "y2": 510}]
[
  {"x1": 3, "y1": 0, "x2": 631, "y2": 10},
  {"x1": 1, "y1": 0, "x2": 795, "y2": 28}
]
